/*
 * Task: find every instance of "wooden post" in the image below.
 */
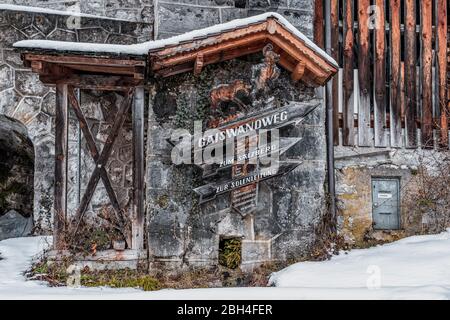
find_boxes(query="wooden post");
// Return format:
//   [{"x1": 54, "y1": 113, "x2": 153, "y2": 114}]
[
  {"x1": 54, "y1": 83, "x2": 68, "y2": 250},
  {"x1": 132, "y1": 87, "x2": 145, "y2": 250}
]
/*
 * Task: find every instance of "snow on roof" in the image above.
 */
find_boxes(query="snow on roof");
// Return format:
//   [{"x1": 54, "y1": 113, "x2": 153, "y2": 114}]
[
  {"x1": 13, "y1": 12, "x2": 338, "y2": 68},
  {"x1": 0, "y1": 4, "x2": 129, "y2": 22}
]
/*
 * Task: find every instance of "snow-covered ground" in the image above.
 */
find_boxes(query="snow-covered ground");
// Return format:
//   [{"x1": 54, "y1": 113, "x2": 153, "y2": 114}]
[{"x1": 1, "y1": 231, "x2": 450, "y2": 299}]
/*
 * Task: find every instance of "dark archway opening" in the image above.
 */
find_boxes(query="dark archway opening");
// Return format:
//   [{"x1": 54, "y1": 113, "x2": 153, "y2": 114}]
[{"x1": 0, "y1": 114, "x2": 34, "y2": 240}]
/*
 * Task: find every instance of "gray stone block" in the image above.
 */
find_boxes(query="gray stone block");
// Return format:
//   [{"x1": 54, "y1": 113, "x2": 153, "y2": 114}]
[
  {"x1": 0, "y1": 210, "x2": 33, "y2": 241},
  {"x1": 158, "y1": 3, "x2": 220, "y2": 34}
]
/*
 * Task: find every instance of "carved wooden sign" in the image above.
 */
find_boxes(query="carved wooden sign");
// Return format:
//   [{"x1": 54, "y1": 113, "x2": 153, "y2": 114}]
[
  {"x1": 191, "y1": 100, "x2": 320, "y2": 212},
  {"x1": 193, "y1": 162, "x2": 300, "y2": 203}
]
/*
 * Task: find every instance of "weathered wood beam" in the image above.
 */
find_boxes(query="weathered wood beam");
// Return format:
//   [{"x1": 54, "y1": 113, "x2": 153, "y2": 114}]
[
  {"x1": 152, "y1": 33, "x2": 268, "y2": 71},
  {"x1": 132, "y1": 87, "x2": 145, "y2": 250},
  {"x1": 150, "y1": 22, "x2": 268, "y2": 58},
  {"x1": 436, "y1": 0, "x2": 448, "y2": 148},
  {"x1": 330, "y1": 0, "x2": 339, "y2": 145},
  {"x1": 389, "y1": 0, "x2": 402, "y2": 148},
  {"x1": 342, "y1": 0, "x2": 355, "y2": 146},
  {"x1": 62, "y1": 64, "x2": 139, "y2": 76},
  {"x1": 267, "y1": 34, "x2": 330, "y2": 85},
  {"x1": 67, "y1": 87, "x2": 122, "y2": 216},
  {"x1": 54, "y1": 83, "x2": 69, "y2": 250},
  {"x1": 194, "y1": 53, "x2": 204, "y2": 76},
  {"x1": 357, "y1": 0, "x2": 372, "y2": 147},
  {"x1": 313, "y1": 0, "x2": 324, "y2": 48},
  {"x1": 374, "y1": 0, "x2": 387, "y2": 147},
  {"x1": 24, "y1": 53, "x2": 145, "y2": 67},
  {"x1": 404, "y1": 0, "x2": 417, "y2": 148},
  {"x1": 420, "y1": 0, "x2": 433, "y2": 148},
  {"x1": 270, "y1": 22, "x2": 337, "y2": 74},
  {"x1": 39, "y1": 75, "x2": 142, "y2": 91},
  {"x1": 71, "y1": 89, "x2": 134, "y2": 235},
  {"x1": 291, "y1": 61, "x2": 306, "y2": 82}
]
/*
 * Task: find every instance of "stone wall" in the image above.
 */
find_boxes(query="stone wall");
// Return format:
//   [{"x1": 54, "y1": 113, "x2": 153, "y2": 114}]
[
  {"x1": 335, "y1": 146, "x2": 450, "y2": 246},
  {"x1": 0, "y1": 115, "x2": 34, "y2": 240},
  {"x1": 146, "y1": 56, "x2": 327, "y2": 271},
  {"x1": 0, "y1": 7, "x2": 152, "y2": 232},
  {"x1": 155, "y1": 0, "x2": 314, "y2": 40},
  {"x1": 0, "y1": 1, "x2": 154, "y2": 23}
]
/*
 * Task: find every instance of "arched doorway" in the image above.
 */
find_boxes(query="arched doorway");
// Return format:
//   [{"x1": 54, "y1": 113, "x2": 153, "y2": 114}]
[{"x1": 0, "y1": 114, "x2": 34, "y2": 240}]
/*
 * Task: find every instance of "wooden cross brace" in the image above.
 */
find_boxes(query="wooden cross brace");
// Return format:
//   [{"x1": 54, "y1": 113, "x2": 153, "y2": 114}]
[{"x1": 70, "y1": 88, "x2": 135, "y2": 236}]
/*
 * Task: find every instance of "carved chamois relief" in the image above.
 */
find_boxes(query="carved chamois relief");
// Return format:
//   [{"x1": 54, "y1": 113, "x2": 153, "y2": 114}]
[{"x1": 209, "y1": 79, "x2": 251, "y2": 113}]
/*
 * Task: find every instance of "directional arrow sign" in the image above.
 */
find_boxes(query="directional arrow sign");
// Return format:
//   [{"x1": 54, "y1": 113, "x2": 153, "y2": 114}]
[
  {"x1": 201, "y1": 137, "x2": 302, "y2": 178},
  {"x1": 193, "y1": 162, "x2": 300, "y2": 203},
  {"x1": 196, "y1": 100, "x2": 319, "y2": 149},
  {"x1": 168, "y1": 100, "x2": 319, "y2": 156}
]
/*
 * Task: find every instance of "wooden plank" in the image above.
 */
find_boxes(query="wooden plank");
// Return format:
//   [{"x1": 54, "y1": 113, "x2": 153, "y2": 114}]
[
  {"x1": 331, "y1": 0, "x2": 339, "y2": 145},
  {"x1": 314, "y1": 0, "x2": 324, "y2": 48},
  {"x1": 404, "y1": 0, "x2": 417, "y2": 148},
  {"x1": 194, "y1": 53, "x2": 204, "y2": 76},
  {"x1": 54, "y1": 83, "x2": 68, "y2": 250},
  {"x1": 389, "y1": 0, "x2": 402, "y2": 148},
  {"x1": 357, "y1": 0, "x2": 372, "y2": 146},
  {"x1": 132, "y1": 87, "x2": 145, "y2": 250},
  {"x1": 39, "y1": 75, "x2": 141, "y2": 91},
  {"x1": 67, "y1": 87, "x2": 122, "y2": 215},
  {"x1": 291, "y1": 61, "x2": 306, "y2": 82},
  {"x1": 72, "y1": 89, "x2": 134, "y2": 234},
  {"x1": 436, "y1": 0, "x2": 448, "y2": 148},
  {"x1": 342, "y1": 0, "x2": 355, "y2": 146},
  {"x1": 24, "y1": 53, "x2": 145, "y2": 67},
  {"x1": 373, "y1": 0, "x2": 387, "y2": 147},
  {"x1": 421, "y1": 0, "x2": 433, "y2": 148}
]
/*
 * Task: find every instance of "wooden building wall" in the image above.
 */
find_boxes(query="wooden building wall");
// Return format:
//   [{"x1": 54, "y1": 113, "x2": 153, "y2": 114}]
[{"x1": 315, "y1": 0, "x2": 449, "y2": 149}]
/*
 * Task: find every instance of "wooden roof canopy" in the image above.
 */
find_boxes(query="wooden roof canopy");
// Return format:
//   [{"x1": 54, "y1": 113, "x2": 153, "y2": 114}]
[
  {"x1": 148, "y1": 17, "x2": 338, "y2": 86},
  {"x1": 16, "y1": 14, "x2": 338, "y2": 89}
]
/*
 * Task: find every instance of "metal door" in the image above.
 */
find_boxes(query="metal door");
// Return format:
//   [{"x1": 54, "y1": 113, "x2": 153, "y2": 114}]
[{"x1": 372, "y1": 178, "x2": 400, "y2": 230}]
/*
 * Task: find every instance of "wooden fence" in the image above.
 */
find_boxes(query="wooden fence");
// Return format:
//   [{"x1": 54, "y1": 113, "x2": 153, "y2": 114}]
[{"x1": 315, "y1": 0, "x2": 449, "y2": 149}]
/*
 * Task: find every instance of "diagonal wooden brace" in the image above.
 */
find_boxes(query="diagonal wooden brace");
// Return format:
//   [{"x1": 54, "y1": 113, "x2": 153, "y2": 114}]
[
  {"x1": 67, "y1": 87, "x2": 122, "y2": 216},
  {"x1": 71, "y1": 88, "x2": 134, "y2": 235}
]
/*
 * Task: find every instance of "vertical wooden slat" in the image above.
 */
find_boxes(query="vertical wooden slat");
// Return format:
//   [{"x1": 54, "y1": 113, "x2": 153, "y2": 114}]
[
  {"x1": 420, "y1": 0, "x2": 433, "y2": 148},
  {"x1": 374, "y1": 0, "x2": 387, "y2": 146},
  {"x1": 343, "y1": 0, "x2": 355, "y2": 146},
  {"x1": 436, "y1": 0, "x2": 448, "y2": 148},
  {"x1": 314, "y1": 0, "x2": 325, "y2": 49},
  {"x1": 331, "y1": 0, "x2": 339, "y2": 145},
  {"x1": 54, "y1": 83, "x2": 68, "y2": 250},
  {"x1": 404, "y1": 0, "x2": 417, "y2": 148},
  {"x1": 357, "y1": 0, "x2": 372, "y2": 146},
  {"x1": 132, "y1": 87, "x2": 145, "y2": 250},
  {"x1": 400, "y1": 62, "x2": 405, "y2": 119},
  {"x1": 389, "y1": 0, "x2": 402, "y2": 148}
]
